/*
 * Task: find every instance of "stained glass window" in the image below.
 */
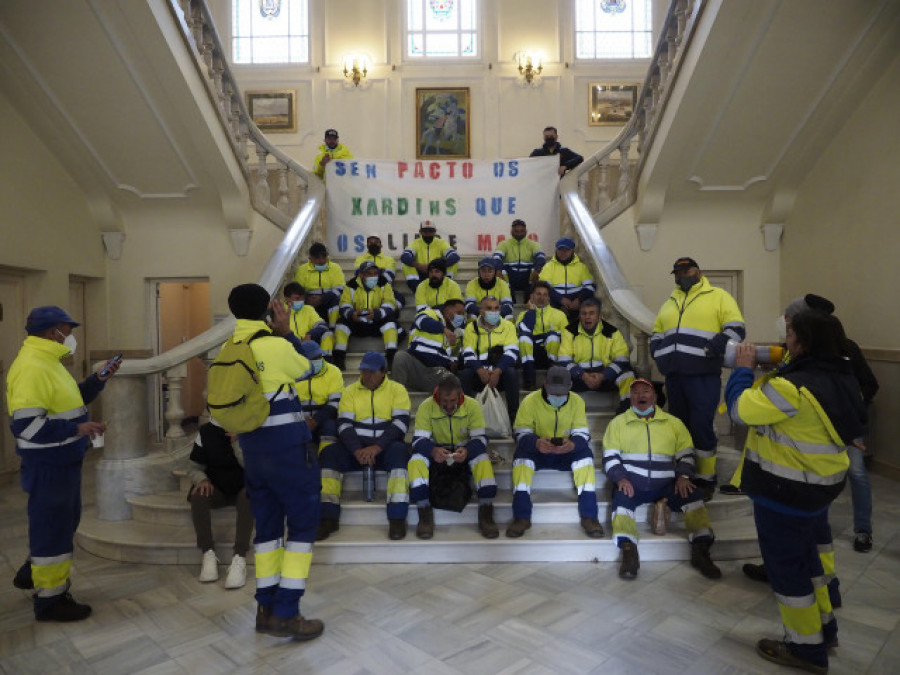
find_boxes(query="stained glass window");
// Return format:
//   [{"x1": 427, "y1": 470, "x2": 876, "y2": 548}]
[
  {"x1": 232, "y1": 0, "x2": 309, "y2": 64},
  {"x1": 407, "y1": 0, "x2": 478, "y2": 58},
  {"x1": 575, "y1": 0, "x2": 652, "y2": 59}
]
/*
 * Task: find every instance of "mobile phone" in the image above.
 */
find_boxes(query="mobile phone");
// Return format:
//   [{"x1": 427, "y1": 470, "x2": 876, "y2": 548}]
[
  {"x1": 100, "y1": 353, "x2": 123, "y2": 377},
  {"x1": 550, "y1": 437, "x2": 564, "y2": 446}
]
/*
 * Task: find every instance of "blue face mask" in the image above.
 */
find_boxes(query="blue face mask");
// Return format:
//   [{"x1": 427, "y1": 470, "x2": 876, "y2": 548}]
[
  {"x1": 291, "y1": 301, "x2": 305, "y2": 311},
  {"x1": 310, "y1": 359, "x2": 324, "y2": 375},
  {"x1": 314, "y1": 263, "x2": 328, "y2": 272},
  {"x1": 547, "y1": 394, "x2": 567, "y2": 408},
  {"x1": 451, "y1": 313, "x2": 466, "y2": 328},
  {"x1": 632, "y1": 405, "x2": 655, "y2": 417},
  {"x1": 484, "y1": 311, "x2": 501, "y2": 326},
  {"x1": 364, "y1": 276, "x2": 378, "y2": 289}
]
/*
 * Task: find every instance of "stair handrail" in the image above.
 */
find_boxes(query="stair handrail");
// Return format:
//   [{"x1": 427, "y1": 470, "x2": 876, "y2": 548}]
[{"x1": 560, "y1": 0, "x2": 706, "y2": 371}]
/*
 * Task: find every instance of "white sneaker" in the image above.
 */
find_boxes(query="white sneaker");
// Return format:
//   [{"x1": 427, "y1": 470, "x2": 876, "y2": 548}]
[
  {"x1": 199, "y1": 549, "x2": 219, "y2": 582},
  {"x1": 224, "y1": 554, "x2": 247, "y2": 589}
]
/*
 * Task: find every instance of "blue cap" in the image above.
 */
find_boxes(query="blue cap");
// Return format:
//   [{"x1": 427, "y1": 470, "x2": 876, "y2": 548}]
[
  {"x1": 359, "y1": 351, "x2": 387, "y2": 371},
  {"x1": 25, "y1": 306, "x2": 80, "y2": 335},
  {"x1": 478, "y1": 257, "x2": 499, "y2": 270},
  {"x1": 357, "y1": 260, "x2": 379, "y2": 274},
  {"x1": 299, "y1": 340, "x2": 324, "y2": 360},
  {"x1": 555, "y1": 237, "x2": 576, "y2": 250}
]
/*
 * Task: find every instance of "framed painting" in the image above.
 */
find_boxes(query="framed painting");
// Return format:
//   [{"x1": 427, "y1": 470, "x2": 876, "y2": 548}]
[
  {"x1": 588, "y1": 84, "x2": 638, "y2": 126},
  {"x1": 416, "y1": 87, "x2": 470, "y2": 159},
  {"x1": 245, "y1": 90, "x2": 297, "y2": 133}
]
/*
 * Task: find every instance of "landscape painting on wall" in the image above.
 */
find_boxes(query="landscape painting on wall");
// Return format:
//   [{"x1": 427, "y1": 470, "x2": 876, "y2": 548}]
[
  {"x1": 246, "y1": 90, "x2": 297, "y2": 133},
  {"x1": 589, "y1": 84, "x2": 638, "y2": 126}
]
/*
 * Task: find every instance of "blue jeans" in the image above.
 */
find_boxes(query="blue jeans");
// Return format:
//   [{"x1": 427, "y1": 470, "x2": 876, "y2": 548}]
[{"x1": 847, "y1": 445, "x2": 872, "y2": 534}]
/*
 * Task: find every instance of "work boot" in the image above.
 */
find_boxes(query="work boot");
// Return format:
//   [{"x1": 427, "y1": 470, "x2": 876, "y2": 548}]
[
  {"x1": 478, "y1": 503, "x2": 499, "y2": 539},
  {"x1": 619, "y1": 542, "x2": 640, "y2": 579},
  {"x1": 255, "y1": 604, "x2": 275, "y2": 634},
  {"x1": 13, "y1": 560, "x2": 33, "y2": 590},
  {"x1": 580, "y1": 517, "x2": 604, "y2": 538},
  {"x1": 332, "y1": 351, "x2": 346, "y2": 370},
  {"x1": 388, "y1": 519, "x2": 407, "y2": 540},
  {"x1": 416, "y1": 506, "x2": 434, "y2": 540},
  {"x1": 699, "y1": 485, "x2": 715, "y2": 502},
  {"x1": 35, "y1": 593, "x2": 92, "y2": 622},
  {"x1": 719, "y1": 484, "x2": 745, "y2": 496},
  {"x1": 269, "y1": 614, "x2": 325, "y2": 642},
  {"x1": 742, "y1": 563, "x2": 769, "y2": 583},
  {"x1": 853, "y1": 531, "x2": 873, "y2": 553},
  {"x1": 691, "y1": 541, "x2": 722, "y2": 579},
  {"x1": 386, "y1": 349, "x2": 397, "y2": 372},
  {"x1": 505, "y1": 517, "x2": 531, "y2": 538},
  {"x1": 756, "y1": 638, "x2": 827, "y2": 674},
  {"x1": 649, "y1": 498, "x2": 671, "y2": 536},
  {"x1": 315, "y1": 518, "x2": 340, "y2": 542}
]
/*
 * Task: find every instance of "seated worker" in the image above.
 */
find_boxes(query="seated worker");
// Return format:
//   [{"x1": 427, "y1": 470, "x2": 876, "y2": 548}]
[
  {"x1": 408, "y1": 374, "x2": 499, "y2": 540},
  {"x1": 294, "y1": 242, "x2": 345, "y2": 329},
  {"x1": 558, "y1": 298, "x2": 635, "y2": 410},
  {"x1": 517, "y1": 280, "x2": 569, "y2": 390},
  {"x1": 296, "y1": 341, "x2": 344, "y2": 453},
  {"x1": 354, "y1": 235, "x2": 404, "y2": 310},
  {"x1": 313, "y1": 128, "x2": 353, "y2": 180},
  {"x1": 317, "y1": 351, "x2": 411, "y2": 541},
  {"x1": 187, "y1": 421, "x2": 254, "y2": 590},
  {"x1": 283, "y1": 282, "x2": 335, "y2": 361},
  {"x1": 414, "y1": 258, "x2": 463, "y2": 312},
  {"x1": 400, "y1": 220, "x2": 460, "y2": 293},
  {"x1": 392, "y1": 299, "x2": 467, "y2": 393},
  {"x1": 458, "y1": 296, "x2": 521, "y2": 425},
  {"x1": 602, "y1": 378, "x2": 720, "y2": 580},
  {"x1": 538, "y1": 237, "x2": 596, "y2": 322},
  {"x1": 507, "y1": 367, "x2": 603, "y2": 539},
  {"x1": 464, "y1": 257, "x2": 514, "y2": 320},
  {"x1": 492, "y1": 219, "x2": 546, "y2": 304},
  {"x1": 333, "y1": 261, "x2": 399, "y2": 370}
]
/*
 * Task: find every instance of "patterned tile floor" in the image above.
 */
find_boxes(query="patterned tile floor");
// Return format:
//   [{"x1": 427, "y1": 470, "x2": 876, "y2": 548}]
[{"x1": 1, "y1": 454, "x2": 898, "y2": 674}]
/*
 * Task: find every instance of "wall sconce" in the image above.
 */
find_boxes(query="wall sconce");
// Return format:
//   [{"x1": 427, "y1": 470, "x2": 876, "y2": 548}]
[
  {"x1": 342, "y1": 54, "x2": 370, "y2": 89},
  {"x1": 514, "y1": 51, "x2": 543, "y2": 88}
]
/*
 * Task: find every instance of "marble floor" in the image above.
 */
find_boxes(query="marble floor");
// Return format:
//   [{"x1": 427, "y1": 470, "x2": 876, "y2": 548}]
[{"x1": 1, "y1": 455, "x2": 898, "y2": 675}]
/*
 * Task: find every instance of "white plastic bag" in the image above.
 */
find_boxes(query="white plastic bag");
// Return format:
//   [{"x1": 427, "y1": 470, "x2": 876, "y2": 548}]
[{"x1": 477, "y1": 386, "x2": 512, "y2": 438}]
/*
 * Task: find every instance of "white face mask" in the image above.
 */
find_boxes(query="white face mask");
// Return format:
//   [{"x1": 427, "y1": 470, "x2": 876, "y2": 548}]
[
  {"x1": 57, "y1": 329, "x2": 77, "y2": 355},
  {"x1": 775, "y1": 315, "x2": 787, "y2": 341}
]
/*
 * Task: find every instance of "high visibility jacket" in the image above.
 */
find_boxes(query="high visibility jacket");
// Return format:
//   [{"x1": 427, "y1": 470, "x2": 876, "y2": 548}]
[
  {"x1": 650, "y1": 276, "x2": 745, "y2": 376},
  {"x1": 6, "y1": 336, "x2": 104, "y2": 465},
  {"x1": 559, "y1": 321, "x2": 633, "y2": 385},
  {"x1": 286, "y1": 304, "x2": 328, "y2": 341},
  {"x1": 313, "y1": 142, "x2": 353, "y2": 179},
  {"x1": 461, "y1": 318, "x2": 519, "y2": 370},
  {"x1": 412, "y1": 395, "x2": 487, "y2": 456},
  {"x1": 602, "y1": 409, "x2": 695, "y2": 492},
  {"x1": 408, "y1": 308, "x2": 458, "y2": 368},
  {"x1": 339, "y1": 277, "x2": 396, "y2": 323},
  {"x1": 414, "y1": 277, "x2": 463, "y2": 312},
  {"x1": 400, "y1": 236, "x2": 460, "y2": 279},
  {"x1": 464, "y1": 278, "x2": 513, "y2": 317},
  {"x1": 538, "y1": 254, "x2": 596, "y2": 305},
  {"x1": 726, "y1": 356, "x2": 865, "y2": 512},
  {"x1": 517, "y1": 305, "x2": 569, "y2": 363},
  {"x1": 337, "y1": 377, "x2": 411, "y2": 452},
  {"x1": 353, "y1": 252, "x2": 398, "y2": 283},
  {"x1": 492, "y1": 237, "x2": 546, "y2": 276},
  {"x1": 296, "y1": 362, "x2": 344, "y2": 429},
  {"x1": 294, "y1": 261, "x2": 345, "y2": 304},
  {"x1": 513, "y1": 390, "x2": 590, "y2": 454}
]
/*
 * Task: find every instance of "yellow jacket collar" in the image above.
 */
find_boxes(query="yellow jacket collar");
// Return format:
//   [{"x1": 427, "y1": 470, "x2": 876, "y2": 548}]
[
  {"x1": 233, "y1": 319, "x2": 272, "y2": 342},
  {"x1": 24, "y1": 335, "x2": 71, "y2": 360}
]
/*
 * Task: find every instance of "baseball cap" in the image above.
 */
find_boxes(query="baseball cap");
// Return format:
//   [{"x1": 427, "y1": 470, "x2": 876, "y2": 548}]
[
  {"x1": 420, "y1": 220, "x2": 437, "y2": 231},
  {"x1": 359, "y1": 351, "x2": 387, "y2": 372},
  {"x1": 555, "y1": 237, "x2": 575, "y2": 250},
  {"x1": 299, "y1": 341, "x2": 324, "y2": 360},
  {"x1": 324, "y1": 128, "x2": 339, "y2": 137},
  {"x1": 357, "y1": 260, "x2": 379, "y2": 274},
  {"x1": 670, "y1": 257, "x2": 699, "y2": 274},
  {"x1": 630, "y1": 377, "x2": 655, "y2": 391},
  {"x1": 544, "y1": 366, "x2": 572, "y2": 396},
  {"x1": 478, "y1": 257, "x2": 498, "y2": 270},
  {"x1": 25, "y1": 306, "x2": 80, "y2": 334}
]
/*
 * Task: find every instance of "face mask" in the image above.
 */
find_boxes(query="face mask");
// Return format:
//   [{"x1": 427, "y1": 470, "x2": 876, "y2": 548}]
[
  {"x1": 367, "y1": 244, "x2": 381, "y2": 256},
  {"x1": 484, "y1": 311, "x2": 501, "y2": 326},
  {"x1": 775, "y1": 315, "x2": 787, "y2": 341},
  {"x1": 421, "y1": 235, "x2": 435, "y2": 244},
  {"x1": 364, "y1": 276, "x2": 378, "y2": 290},
  {"x1": 291, "y1": 301, "x2": 305, "y2": 311},
  {"x1": 310, "y1": 359, "x2": 324, "y2": 375},
  {"x1": 314, "y1": 263, "x2": 328, "y2": 272},
  {"x1": 543, "y1": 137, "x2": 557, "y2": 147},
  {"x1": 429, "y1": 277, "x2": 443, "y2": 288},
  {"x1": 451, "y1": 313, "x2": 466, "y2": 328},
  {"x1": 57, "y1": 329, "x2": 77, "y2": 355},
  {"x1": 632, "y1": 405, "x2": 655, "y2": 417},
  {"x1": 677, "y1": 275, "x2": 699, "y2": 292},
  {"x1": 513, "y1": 234, "x2": 526, "y2": 241},
  {"x1": 547, "y1": 394, "x2": 567, "y2": 408}
]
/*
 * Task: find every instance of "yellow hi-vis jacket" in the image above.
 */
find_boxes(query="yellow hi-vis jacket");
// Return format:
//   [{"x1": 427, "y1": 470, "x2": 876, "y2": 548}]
[
  {"x1": 538, "y1": 254, "x2": 596, "y2": 304},
  {"x1": 513, "y1": 390, "x2": 591, "y2": 452},
  {"x1": 313, "y1": 142, "x2": 353, "y2": 179},
  {"x1": 353, "y1": 251, "x2": 398, "y2": 284},
  {"x1": 558, "y1": 321, "x2": 635, "y2": 396},
  {"x1": 412, "y1": 395, "x2": 487, "y2": 456},
  {"x1": 400, "y1": 237, "x2": 459, "y2": 280},
  {"x1": 461, "y1": 317, "x2": 519, "y2": 370},
  {"x1": 414, "y1": 277, "x2": 463, "y2": 312},
  {"x1": 337, "y1": 377, "x2": 411, "y2": 452},
  {"x1": 294, "y1": 261, "x2": 345, "y2": 303}
]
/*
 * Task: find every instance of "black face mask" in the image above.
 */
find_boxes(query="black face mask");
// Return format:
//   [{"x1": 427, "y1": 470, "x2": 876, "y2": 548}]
[
  {"x1": 421, "y1": 235, "x2": 435, "y2": 244},
  {"x1": 512, "y1": 234, "x2": 526, "y2": 241},
  {"x1": 429, "y1": 277, "x2": 443, "y2": 288},
  {"x1": 368, "y1": 245, "x2": 381, "y2": 256},
  {"x1": 543, "y1": 138, "x2": 557, "y2": 149},
  {"x1": 478, "y1": 278, "x2": 496, "y2": 290}
]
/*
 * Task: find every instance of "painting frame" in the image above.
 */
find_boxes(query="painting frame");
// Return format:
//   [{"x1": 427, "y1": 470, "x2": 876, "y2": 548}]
[
  {"x1": 245, "y1": 90, "x2": 297, "y2": 133},
  {"x1": 588, "y1": 83, "x2": 638, "y2": 126},
  {"x1": 416, "y1": 87, "x2": 470, "y2": 159}
]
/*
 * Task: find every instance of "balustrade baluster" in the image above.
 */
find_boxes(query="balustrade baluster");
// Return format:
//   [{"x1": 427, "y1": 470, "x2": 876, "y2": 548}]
[
  {"x1": 255, "y1": 146, "x2": 270, "y2": 204},
  {"x1": 276, "y1": 164, "x2": 290, "y2": 213},
  {"x1": 163, "y1": 365, "x2": 187, "y2": 441}
]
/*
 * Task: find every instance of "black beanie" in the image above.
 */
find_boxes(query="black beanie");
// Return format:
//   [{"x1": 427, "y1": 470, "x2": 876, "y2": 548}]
[{"x1": 228, "y1": 284, "x2": 270, "y2": 319}]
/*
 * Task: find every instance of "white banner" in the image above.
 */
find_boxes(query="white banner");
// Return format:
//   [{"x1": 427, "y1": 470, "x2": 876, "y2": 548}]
[{"x1": 324, "y1": 156, "x2": 560, "y2": 258}]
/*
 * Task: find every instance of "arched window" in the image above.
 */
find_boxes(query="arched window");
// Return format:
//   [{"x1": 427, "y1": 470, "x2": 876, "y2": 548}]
[
  {"x1": 575, "y1": 0, "x2": 652, "y2": 59},
  {"x1": 232, "y1": 0, "x2": 310, "y2": 64},
  {"x1": 406, "y1": 0, "x2": 479, "y2": 58}
]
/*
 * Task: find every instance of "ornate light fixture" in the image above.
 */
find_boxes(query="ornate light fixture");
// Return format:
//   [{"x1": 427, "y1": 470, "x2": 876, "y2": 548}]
[
  {"x1": 341, "y1": 54, "x2": 370, "y2": 89},
  {"x1": 514, "y1": 51, "x2": 543, "y2": 88}
]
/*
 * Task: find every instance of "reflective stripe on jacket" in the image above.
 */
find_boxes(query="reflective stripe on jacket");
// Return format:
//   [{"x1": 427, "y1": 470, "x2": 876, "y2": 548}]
[
  {"x1": 538, "y1": 254, "x2": 596, "y2": 304},
  {"x1": 461, "y1": 318, "x2": 519, "y2": 370},
  {"x1": 412, "y1": 395, "x2": 486, "y2": 456},
  {"x1": 513, "y1": 390, "x2": 590, "y2": 453},
  {"x1": 337, "y1": 377, "x2": 411, "y2": 452}
]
